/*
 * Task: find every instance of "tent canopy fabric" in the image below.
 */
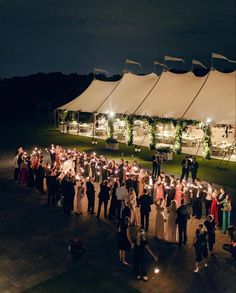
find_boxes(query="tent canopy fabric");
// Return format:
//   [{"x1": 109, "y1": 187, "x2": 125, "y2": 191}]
[
  {"x1": 183, "y1": 70, "x2": 236, "y2": 125},
  {"x1": 134, "y1": 71, "x2": 206, "y2": 119},
  {"x1": 58, "y1": 70, "x2": 236, "y2": 125},
  {"x1": 97, "y1": 72, "x2": 158, "y2": 115},
  {"x1": 57, "y1": 79, "x2": 120, "y2": 112}
]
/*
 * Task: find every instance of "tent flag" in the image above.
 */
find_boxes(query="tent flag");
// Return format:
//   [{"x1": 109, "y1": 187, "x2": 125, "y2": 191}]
[
  {"x1": 192, "y1": 59, "x2": 207, "y2": 69},
  {"x1": 228, "y1": 59, "x2": 236, "y2": 64},
  {"x1": 164, "y1": 55, "x2": 185, "y2": 63},
  {"x1": 94, "y1": 67, "x2": 109, "y2": 74},
  {"x1": 154, "y1": 60, "x2": 169, "y2": 69},
  {"x1": 212, "y1": 53, "x2": 228, "y2": 60},
  {"x1": 125, "y1": 58, "x2": 142, "y2": 67}
]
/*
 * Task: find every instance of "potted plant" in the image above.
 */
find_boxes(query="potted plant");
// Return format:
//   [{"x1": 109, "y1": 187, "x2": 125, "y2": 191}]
[
  {"x1": 156, "y1": 146, "x2": 173, "y2": 161},
  {"x1": 105, "y1": 138, "x2": 119, "y2": 150}
]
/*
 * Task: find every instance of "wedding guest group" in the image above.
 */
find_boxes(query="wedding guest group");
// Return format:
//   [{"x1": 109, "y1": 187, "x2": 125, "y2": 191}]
[{"x1": 13, "y1": 145, "x2": 233, "y2": 278}]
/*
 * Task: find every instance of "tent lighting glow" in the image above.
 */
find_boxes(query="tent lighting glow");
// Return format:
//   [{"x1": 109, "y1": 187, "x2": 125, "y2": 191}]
[
  {"x1": 109, "y1": 111, "x2": 114, "y2": 118},
  {"x1": 206, "y1": 118, "x2": 212, "y2": 123}
]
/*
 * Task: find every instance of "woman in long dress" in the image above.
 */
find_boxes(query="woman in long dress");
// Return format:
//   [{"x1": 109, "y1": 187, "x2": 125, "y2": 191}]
[
  {"x1": 117, "y1": 217, "x2": 132, "y2": 265},
  {"x1": 167, "y1": 200, "x2": 177, "y2": 243},
  {"x1": 74, "y1": 181, "x2": 85, "y2": 214},
  {"x1": 155, "y1": 176, "x2": 164, "y2": 202},
  {"x1": 221, "y1": 194, "x2": 231, "y2": 234},
  {"x1": 155, "y1": 198, "x2": 166, "y2": 240},
  {"x1": 210, "y1": 189, "x2": 219, "y2": 225},
  {"x1": 127, "y1": 187, "x2": 138, "y2": 226}
]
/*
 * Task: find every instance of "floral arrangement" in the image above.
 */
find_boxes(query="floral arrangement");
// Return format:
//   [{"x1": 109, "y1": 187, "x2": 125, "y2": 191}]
[
  {"x1": 105, "y1": 137, "x2": 118, "y2": 144},
  {"x1": 156, "y1": 146, "x2": 173, "y2": 153}
]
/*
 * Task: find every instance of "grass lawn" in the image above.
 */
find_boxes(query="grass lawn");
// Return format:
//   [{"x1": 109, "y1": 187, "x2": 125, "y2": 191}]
[
  {"x1": 2, "y1": 121, "x2": 236, "y2": 188},
  {"x1": 24, "y1": 263, "x2": 139, "y2": 293}
]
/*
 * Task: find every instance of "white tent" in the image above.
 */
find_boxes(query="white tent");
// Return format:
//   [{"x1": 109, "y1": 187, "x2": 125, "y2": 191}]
[
  {"x1": 58, "y1": 70, "x2": 236, "y2": 125},
  {"x1": 97, "y1": 72, "x2": 159, "y2": 115},
  {"x1": 57, "y1": 79, "x2": 120, "y2": 112},
  {"x1": 134, "y1": 71, "x2": 206, "y2": 118},
  {"x1": 183, "y1": 70, "x2": 236, "y2": 125}
]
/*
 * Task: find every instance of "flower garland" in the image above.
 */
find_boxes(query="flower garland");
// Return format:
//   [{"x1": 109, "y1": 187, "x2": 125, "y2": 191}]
[
  {"x1": 202, "y1": 124, "x2": 212, "y2": 159},
  {"x1": 59, "y1": 110, "x2": 68, "y2": 122},
  {"x1": 148, "y1": 119, "x2": 157, "y2": 150},
  {"x1": 126, "y1": 116, "x2": 134, "y2": 146},
  {"x1": 174, "y1": 121, "x2": 186, "y2": 154}
]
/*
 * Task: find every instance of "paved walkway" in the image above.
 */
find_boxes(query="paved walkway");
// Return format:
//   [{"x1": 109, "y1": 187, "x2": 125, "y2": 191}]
[{"x1": 0, "y1": 152, "x2": 235, "y2": 293}]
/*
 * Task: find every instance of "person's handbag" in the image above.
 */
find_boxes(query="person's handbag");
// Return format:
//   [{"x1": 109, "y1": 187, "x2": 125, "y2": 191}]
[{"x1": 57, "y1": 196, "x2": 64, "y2": 208}]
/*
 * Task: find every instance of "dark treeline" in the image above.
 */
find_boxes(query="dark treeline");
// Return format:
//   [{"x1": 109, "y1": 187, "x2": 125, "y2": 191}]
[{"x1": 0, "y1": 72, "x2": 121, "y2": 121}]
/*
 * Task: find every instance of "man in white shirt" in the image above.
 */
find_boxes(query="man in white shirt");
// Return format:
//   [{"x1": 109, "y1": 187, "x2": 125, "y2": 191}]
[{"x1": 116, "y1": 182, "x2": 128, "y2": 218}]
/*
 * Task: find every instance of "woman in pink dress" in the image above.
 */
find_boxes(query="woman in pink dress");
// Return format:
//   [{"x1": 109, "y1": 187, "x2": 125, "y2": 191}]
[
  {"x1": 155, "y1": 176, "x2": 164, "y2": 201},
  {"x1": 210, "y1": 189, "x2": 219, "y2": 225},
  {"x1": 175, "y1": 179, "x2": 183, "y2": 208}
]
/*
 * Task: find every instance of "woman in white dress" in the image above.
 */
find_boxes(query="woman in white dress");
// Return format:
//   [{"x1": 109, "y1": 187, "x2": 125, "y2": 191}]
[
  {"x1": 167, "y1": 200, "x2": 177, "y2": 243},
  {"x1": 74, "y1": 180, "x2": 85, "y2": 214},
  {"x1": 127, "y1": 187, "x2": 138, "y2": 226},
  {"x1": 155, "y1": 198, "x2": 166, "y2": 240}
]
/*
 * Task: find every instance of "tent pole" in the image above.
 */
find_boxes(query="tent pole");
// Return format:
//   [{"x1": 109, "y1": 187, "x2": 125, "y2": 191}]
[
  {"x1": 77, "y1": 111, "x2": 80, "y2": 135},
  {"x1": 181, "y1": 70, "x2": 211, "y2": 119}
]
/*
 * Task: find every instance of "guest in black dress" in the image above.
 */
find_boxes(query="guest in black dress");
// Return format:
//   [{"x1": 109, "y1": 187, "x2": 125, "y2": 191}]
[
  {"x1": 192, "y1": 224, "x2": 208, "y2": 273},
  {"x1": 204, "y1": 215, "x2": 216, "y2": 255},
  {"x1": 133, "y1": 229, "x2": 148, "y2": 281},
  {"x1": 117, "y1": 216, "x2": 132, "y2": 266}
]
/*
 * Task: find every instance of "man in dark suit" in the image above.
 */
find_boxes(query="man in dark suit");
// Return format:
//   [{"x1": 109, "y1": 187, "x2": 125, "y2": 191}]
[
  {"x1": 176, "y1": 199, "x2": 190, "y2": 246},
  {"x1": 180, "y1": 156, "x2": 191, "y2": 181},
  {"x1": 117, "y1": 199, "x2": 131, "y2": 229},
  {"x1": 138, "y1": 189, "x2": 153, "y2": 232},
  {"x1": 97, "y1": 180, "x2": 111, "y2": 219},
  {"x1": 125, "y1": 175, "x2": 133, "y2": 192},
  {"x1": 46, "y1": 170, "x2": 57, "y2": 206},
  {"x1": 190, "y1": 157, "x2": 199, "y2": 183},
  {"x1": 192, "y1": 179, "x2": 204, "y2": 219},
  {"x1": 217, "y1": 187, "x2": 227, "y2": 228},
  {"x1": 61, "y1": 175, "x2": 75, "y2": 216},
  {"x1": 152, "y1": 152, "x2": 162, "y2": 179},
  {"x1": 86, "y1": 177, "x2": 95, "y2": 214}
]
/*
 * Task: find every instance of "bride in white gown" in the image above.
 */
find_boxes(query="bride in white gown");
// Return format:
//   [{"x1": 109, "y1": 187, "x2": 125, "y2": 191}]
[
  {"x1": 167, "y1": 200, "x2": 177, "y2": 243},
  {"x1": 155, "y1": 198, "x2": 166, "y2": 240}
]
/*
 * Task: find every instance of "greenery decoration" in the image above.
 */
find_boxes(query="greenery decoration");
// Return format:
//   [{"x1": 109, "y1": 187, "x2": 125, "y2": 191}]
[
  {"x1": 202, "y1": 124, "x2": 212, "y2": 159},
  {"x1": 174, "y1": 121, "x2": 186, "y2": 154},
  {"x1": 148, "y1": 119, "x2": 157, "y2": 150},
  {"x1": 107, "y1": 117, "x2": 114, "y2": 139},
  {"x1": 70, "y1": 111, "x2": 76, "y2": 122},
  {"x1": 59, "y1": 110, "x2": 68, "y2": 122},
  {"x1": 156, "y1": 146, "x2": 173, "y2": 153},
  {"x1": 126, "y1": 116, "x2": 134, "y2": 146}
]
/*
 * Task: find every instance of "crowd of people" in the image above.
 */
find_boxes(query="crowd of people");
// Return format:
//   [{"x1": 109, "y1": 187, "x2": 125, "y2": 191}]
[{"x1": 13, "y1": 145, "x2": 233, "y2": 277}]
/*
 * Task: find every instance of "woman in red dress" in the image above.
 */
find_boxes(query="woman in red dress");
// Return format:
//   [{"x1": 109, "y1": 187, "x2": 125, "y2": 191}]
[
  {"x1": 210, "y1": 189, "x2": 219, "y2": 225},
  {"x1": 175, "y1": 179, "x2": 183, "y2": 208},
  {"x1": 20, "y1": 162, "x2": 28, "y2": 185}
]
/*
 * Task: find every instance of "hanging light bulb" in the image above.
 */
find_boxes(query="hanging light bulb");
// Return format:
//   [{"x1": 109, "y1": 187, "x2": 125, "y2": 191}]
[{"x1": 154, "y1": 267, "x2": 160, "y2": 274}]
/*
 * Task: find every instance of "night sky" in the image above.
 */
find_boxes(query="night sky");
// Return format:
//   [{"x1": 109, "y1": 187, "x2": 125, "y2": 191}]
[{"x1": 0, "y1": 0, "x2": 235, "y2": 78}]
